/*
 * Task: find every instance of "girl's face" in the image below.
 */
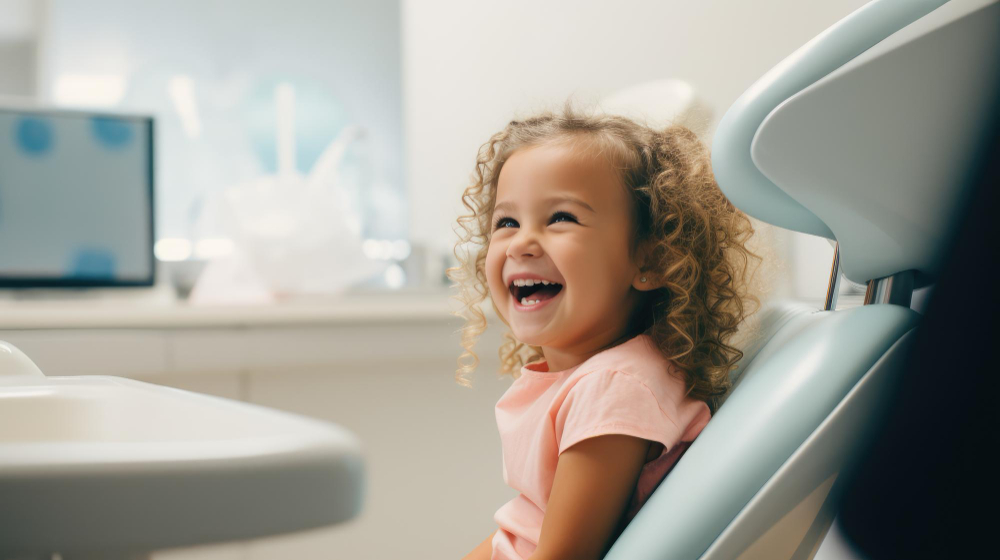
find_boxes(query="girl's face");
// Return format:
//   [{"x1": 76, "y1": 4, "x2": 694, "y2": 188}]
[{"x1": 485, "y1": 141, "x2": 648, "y2": 368}]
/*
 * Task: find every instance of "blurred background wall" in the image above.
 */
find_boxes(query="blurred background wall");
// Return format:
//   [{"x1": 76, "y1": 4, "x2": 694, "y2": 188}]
[{"x1": 0, "y1": 0, "x2": 37, "y2": 96}]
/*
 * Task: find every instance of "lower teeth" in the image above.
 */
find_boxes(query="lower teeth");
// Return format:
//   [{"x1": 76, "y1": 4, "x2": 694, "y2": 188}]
[{"x1": 520, "y1": 298, "x2": 540, "y2": 305}]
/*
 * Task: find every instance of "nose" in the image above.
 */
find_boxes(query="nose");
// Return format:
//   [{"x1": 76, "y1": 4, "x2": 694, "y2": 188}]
[{"x1": 506, "y1": 228, "x2": 543, "y2": 259}]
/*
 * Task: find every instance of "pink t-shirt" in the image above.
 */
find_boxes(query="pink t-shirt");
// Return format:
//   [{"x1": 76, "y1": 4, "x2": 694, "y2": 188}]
[{"x1": 491, "y1": 334, "x2": 711, "y2": 560}]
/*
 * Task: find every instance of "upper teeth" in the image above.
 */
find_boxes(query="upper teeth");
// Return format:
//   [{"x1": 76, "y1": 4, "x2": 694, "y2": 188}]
[{"x1": 512, "y1": 279, "x2": 552, "y2": 287}]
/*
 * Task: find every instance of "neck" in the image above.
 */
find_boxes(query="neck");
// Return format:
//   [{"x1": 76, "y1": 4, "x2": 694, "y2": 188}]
[
  {"x1": 541, "y1": 329, "x2": 636, "y2": 372},
  {"x1": 538, "y1": 290, "x2": 647, "y2": 372}
]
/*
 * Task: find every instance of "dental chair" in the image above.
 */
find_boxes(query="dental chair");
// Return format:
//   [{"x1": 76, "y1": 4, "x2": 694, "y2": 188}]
[{"x1": 604, "y1": 0, "x2": 1000, "y2": 558}]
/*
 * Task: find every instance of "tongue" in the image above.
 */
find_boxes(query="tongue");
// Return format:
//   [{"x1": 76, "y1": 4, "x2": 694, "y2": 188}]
[{"x1": 523, "y1": 284, "x2": 561, "y2": 301}]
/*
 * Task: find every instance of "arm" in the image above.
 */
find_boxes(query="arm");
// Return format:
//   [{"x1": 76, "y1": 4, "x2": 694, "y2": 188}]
[
  {"x1": 463, "y1": 529, "x2": 497, "y2": 560},
  {"x1": 530, "y1": 435, "x2": 651, "y2": 560}
]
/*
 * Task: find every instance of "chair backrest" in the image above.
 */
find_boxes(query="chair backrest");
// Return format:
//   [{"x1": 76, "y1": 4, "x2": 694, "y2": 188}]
[
  {"x1": 723, "y1": 299, "x2": 816, "y2": 398},
  {"x1": 605, "y1": 1, "x2": 1000, "y2": 558}
]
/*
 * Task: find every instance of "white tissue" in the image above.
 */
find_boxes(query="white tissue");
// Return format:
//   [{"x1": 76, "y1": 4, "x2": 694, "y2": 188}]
[{"x1": 189, "y1": 85, "x2": 383, "y2": 303}]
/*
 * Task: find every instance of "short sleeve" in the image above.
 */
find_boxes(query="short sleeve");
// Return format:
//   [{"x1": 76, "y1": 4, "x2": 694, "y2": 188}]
[{"x1": 555, "y1": 370, "x2": 682, "y2": 455}]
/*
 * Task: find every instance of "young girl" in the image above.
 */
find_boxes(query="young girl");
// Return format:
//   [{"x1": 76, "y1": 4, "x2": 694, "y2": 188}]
[{"x1": 450, "y1": 107, "x2": 759, "y2": 560}]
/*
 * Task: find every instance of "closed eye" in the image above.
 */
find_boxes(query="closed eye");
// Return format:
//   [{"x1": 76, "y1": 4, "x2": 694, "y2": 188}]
[{"x1": 549, "y1": 211, "x2": 578, "y2": 225}]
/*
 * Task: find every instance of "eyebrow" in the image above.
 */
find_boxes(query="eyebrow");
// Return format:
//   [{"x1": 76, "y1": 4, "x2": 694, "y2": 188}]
[{"x1": 493, "y1": 195, "x2": 595, "y2": 215}]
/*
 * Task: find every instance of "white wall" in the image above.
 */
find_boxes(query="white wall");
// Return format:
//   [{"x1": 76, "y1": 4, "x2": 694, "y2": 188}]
[
  {"x1": 0, "y1": 0, "x2": 37, "y2": 42},
  {"x1": 0, "y1": 40, "x2": 35, "y2": 96},
  {"x1": 0, "y1": 0, "x2": 39, "y2": 96},
  {"x1": 402, "y1": 0, "x2": 868, "y2": 298}
]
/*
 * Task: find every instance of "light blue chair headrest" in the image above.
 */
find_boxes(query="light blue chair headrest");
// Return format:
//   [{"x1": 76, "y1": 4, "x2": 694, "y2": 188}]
[{"x1": 712, "y1": 0, "x2": 1000, "y2": 283}]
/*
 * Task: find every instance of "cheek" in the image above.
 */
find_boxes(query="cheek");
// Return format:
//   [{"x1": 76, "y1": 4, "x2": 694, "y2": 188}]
[
  {"x1": 484, "y1": 240, "x2": 507, "y2": 299},
  {"x1": 559, "y1": 237, "x2": 631, "y2": 300},
  {"x1": 552, "y1": 235, "x2": 600, "y2": 275}
]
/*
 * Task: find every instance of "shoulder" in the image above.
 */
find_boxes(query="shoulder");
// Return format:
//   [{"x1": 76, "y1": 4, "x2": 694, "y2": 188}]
[
  {"x1": 574, "y1": 335, "x2": 681, "y2": 389},
  {"x1": 564, "y1": 335, "x2": 708, "y2": 432},
  {"x1": 551, "y1": 336, "x2": 711, "y2": 455}
]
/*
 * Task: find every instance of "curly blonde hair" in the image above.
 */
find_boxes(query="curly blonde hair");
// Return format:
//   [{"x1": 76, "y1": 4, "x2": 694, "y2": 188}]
[{"x1": 447, "y1": 106, "x2": 760, "y2": 405}]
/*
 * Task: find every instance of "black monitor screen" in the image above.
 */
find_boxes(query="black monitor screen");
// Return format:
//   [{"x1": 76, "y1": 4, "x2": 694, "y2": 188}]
[{"x1": 0, "y1": 107, "x2": 154, "y2": 287}]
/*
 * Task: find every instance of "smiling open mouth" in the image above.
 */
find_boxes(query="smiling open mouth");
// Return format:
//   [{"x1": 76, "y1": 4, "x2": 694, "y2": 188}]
[{"x1": 509, "y1": 279, "x2": 564, "y2": 306}]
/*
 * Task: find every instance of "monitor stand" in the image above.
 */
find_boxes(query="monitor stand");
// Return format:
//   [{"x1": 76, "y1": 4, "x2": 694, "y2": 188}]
[
  {"x1": 0, "y1": 281, "x2": 177, "y2": 305},
  {"x1": 0, "y1": 258, "x2": 186, "y2": 305}
]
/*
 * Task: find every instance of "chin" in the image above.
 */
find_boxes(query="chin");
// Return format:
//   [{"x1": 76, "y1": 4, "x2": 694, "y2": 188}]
[{"x1": 509, "y1": 325, "x2": 545, "y2": 348}]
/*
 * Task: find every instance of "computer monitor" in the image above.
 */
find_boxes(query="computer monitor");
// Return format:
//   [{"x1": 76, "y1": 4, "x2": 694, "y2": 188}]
[{"x1": 0, "y1": 105, "x2": 155, "y2": 288}]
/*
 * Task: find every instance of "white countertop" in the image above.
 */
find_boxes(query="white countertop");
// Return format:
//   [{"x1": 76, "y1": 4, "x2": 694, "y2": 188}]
[{"x1": 0, "y1": 290, "x2": 461, "y2": 330}]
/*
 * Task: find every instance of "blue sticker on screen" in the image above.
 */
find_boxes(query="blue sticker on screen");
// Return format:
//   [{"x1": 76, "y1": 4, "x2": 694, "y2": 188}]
[
  {"x1": 91, "y1": 117, "x2": 135, "y2": 150},
  {"x1": 68, "y1": 248, "x2": 117, "y2": 279},
  {"x1": 14, "y1": 117, "x2": 55, "y2": 156}
]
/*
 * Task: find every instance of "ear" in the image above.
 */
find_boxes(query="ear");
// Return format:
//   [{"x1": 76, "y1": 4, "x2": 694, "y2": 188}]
[
  {"x1": 630, "y1": 241, "x2": 659, "y2": 291},
  {"x1": 632, "y1": 271, "x2": 659, "y2": 291}
]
